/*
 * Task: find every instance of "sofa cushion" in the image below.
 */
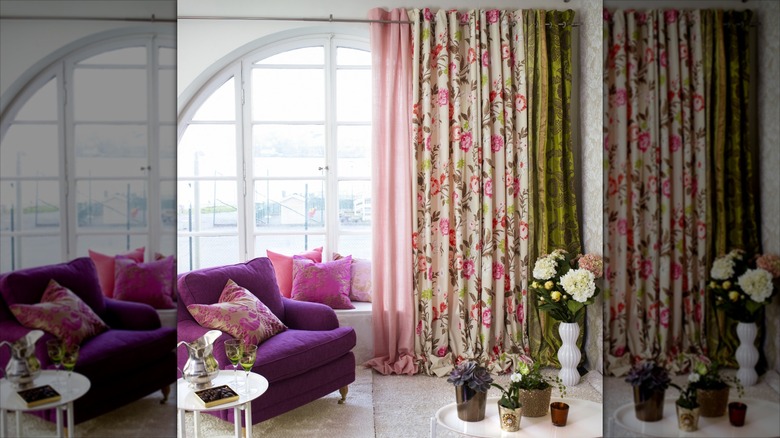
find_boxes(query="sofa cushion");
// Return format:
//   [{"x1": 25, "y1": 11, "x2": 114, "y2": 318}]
[
  {"x1": 251, "y1": 327, "x2": 356, "y2": 384},
  {"x1": 266, "y1": 247, "x2": 323, "y2": 298},
  {"x1": 0, "y1": 257, "x2": 106, "y2": 315},
  {"x1": 291, "y1": 256, "x2": 354, "y2": 309},
  {"x1": 187, "y1": 279, "x2": 287, "y2": 346},
  {"x1": 333, "y1": 253, "x2": 373, "y2": 302},
  {"x1": 89, "y1": 247, "x2": 145, "y2": 298},
  {"x1": 10, "y1": 280, "x2": 109, "y2": 346},
  {"x1": 76, "y1": 327, "x2": 176, "y2": 383},
  {"x1": 178, "y1": 258, "x2": 284, "y2": 320},
  {"x1": 114, "y1": 255, "x2": 175, "y2": 309}
]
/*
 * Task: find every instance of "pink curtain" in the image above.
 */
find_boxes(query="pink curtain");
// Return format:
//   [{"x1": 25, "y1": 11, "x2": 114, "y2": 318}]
[{"x1": 366, "y1": 8, "x2": 418, "y2": 375}]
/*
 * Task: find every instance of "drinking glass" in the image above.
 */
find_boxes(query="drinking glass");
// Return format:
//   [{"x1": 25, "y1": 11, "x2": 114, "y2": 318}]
[
  {"x1": 224, "y1": 339, "x2": 243, "y2": 388},
  {"x1": 239, "y1": 344, "x2": 258, "y2": 395},
  {"x1": 46, "y1": 339, "x2": 64, "y2": 383},
  {"x1": 61, "y1": 344, "x2": 79, "y2": 393}
]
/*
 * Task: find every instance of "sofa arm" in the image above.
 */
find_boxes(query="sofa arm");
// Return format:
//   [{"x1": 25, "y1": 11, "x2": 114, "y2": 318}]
[
  {"x1": 102, "y1": 299, "x2": 161, "y2": 331},
  {"x1": 282, "y1": 298, "x2": 339, "y2": 331}
]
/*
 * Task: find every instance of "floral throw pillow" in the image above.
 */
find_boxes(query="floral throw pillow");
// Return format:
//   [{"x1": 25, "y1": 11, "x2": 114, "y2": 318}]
[
  {"x1": 187, "y1": 279, "x2": 287, "y2": 346},
  {"x1": 113, "y1": 255, "x2": 176, "y2": 309},
  {"x1": 333, "y1": 253, "x2": 372, "y2": 302},
  {"x1": 291, "y1": 256, "x2": 354, "y2": 309},
  {"x1": 10, "y1": 280, "x2": 109, "y2": 346}
]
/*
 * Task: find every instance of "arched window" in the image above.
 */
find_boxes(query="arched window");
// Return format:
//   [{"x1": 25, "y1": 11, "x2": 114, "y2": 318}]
[
  {"x1": 178, "y1": 33, "x2": 371, "y2": 272},
  {"x1": 0, "y1": 27, "x2": 175, "y2": 271}
]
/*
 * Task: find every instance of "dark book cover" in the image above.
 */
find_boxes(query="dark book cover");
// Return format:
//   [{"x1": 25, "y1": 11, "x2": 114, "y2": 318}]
[
  {"x1": 16, "y1": 385, "x2": 61, "y2": 408},
  {"x1": 194, "y1": 385, "x2": 240, "y2": 408}
]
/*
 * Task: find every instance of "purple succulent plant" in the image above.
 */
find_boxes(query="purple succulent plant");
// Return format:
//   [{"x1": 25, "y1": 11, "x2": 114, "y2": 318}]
[
  {"x1": 625, "y1": 361, "x2": 671, "y2": 391},
  {"x1": 447, "y1": 361, "x2": 494, "y2": 392}
]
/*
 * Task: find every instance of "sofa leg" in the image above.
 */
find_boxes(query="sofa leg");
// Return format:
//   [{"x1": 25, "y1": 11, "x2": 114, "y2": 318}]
[
  {"x1": 338, "y1": 386, "x2": 349, "y2": 404},
  {"x1": 161, "y1": 385, "x2": 171, "y2": 404}
]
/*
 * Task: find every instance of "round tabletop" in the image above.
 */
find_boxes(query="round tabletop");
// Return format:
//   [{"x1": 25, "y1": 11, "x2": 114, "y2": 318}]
[
  {"x1": 436, "y1": 396, "x2": 603, "y2": 438},
  {"x1": 0, "y1": 370, "x2": 90, "y2": 411},
  {"x1": 177, "y1": 370, "x2": 268, "y2": 412}
]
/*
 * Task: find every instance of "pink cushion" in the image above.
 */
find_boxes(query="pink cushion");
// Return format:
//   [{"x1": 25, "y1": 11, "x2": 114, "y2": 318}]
[
  {"x1": 266, "y1": 247, "x2": 323, "y2": 298},
  {"x1": 291, "y1": 255, "x2": 354, "y2": 309},
  {"x1": 88, "y1": 247, "x2": 145, "y2": 298},
  {"x1": 9, "y1": 280, "x2": 109, "y2": 346},
  {"x1": 187, "y1": 279, "x2": 287, "y2": 346},
  {"x1": 113, "y1": 256, "x2": 176, "y2": 309},
  {"x1": 154, "y1": 252, "x2": 178, "y2": 302},
  {"x1": 333, "y1": 253, "x2": 372, "y2": 302}
]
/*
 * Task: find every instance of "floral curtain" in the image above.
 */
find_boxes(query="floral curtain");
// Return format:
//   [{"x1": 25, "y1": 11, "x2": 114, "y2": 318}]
[
  {"x1": 604, "y1": 9, "x2": 708, "y2": 376},
  {"x1": 410, "y1": 8, "x2": 532, "y2": 375}
]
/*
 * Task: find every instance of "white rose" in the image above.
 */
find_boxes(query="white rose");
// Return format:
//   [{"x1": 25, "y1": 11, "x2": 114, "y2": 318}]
[
  {"x1": 559, "y1": 269, "x2": 596, "y2": 303},
  {"x1": 688, "y1": 373, "x2": 700, "y2": 383},
  {"x1": 533, "y1": 256, "x2": 558, "y2": 280},
  {"x1": 511, "y1": 373, "x2": 522, "y2": 383},
  {"x1": 710, "y1": 256, "x2": 735, "y2": 280},
  {"x1": 738, "y1": 268, "x2": 774, "y2": 303}
]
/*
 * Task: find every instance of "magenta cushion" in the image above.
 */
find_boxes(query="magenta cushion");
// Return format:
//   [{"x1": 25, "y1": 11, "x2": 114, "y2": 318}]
[
  {"x1": 266, "y1": 247, "x2": 323, "y2": 298},
  {"x1": 187, "y1": 279, "x2": 287, "y2": 346},
  {"x1": 9, "y1": 280, "x2": 109, "y2": 346},
  {"x1": 113, "y1": 256, "x2": 176, "y2": 309},
  {"x1": 88, "y1": 247, "x2": 145, "y2": 298},
  {"x1": 333, "y1": 253, "x2": 372, "y2": 302},
  {"x1": 154, "y1": 252, "x2": 178, "y2": 302},
  {"x1": 291, "y1": 255, "x2": 354, "y2": 309}
]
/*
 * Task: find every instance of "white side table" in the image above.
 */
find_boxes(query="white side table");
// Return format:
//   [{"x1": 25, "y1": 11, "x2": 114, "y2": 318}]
[
  {"x1": 0, "y1": 370, "x2": 91, "y2": 438},
  {"x1": 177, "y1": 370, "x2": 268, "y2": 438}
]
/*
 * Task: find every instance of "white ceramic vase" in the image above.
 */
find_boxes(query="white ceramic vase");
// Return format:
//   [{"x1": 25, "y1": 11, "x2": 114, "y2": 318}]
[
  {"x1": 735, "y1": 322, "x2": 759, "y2": 387},
  {"x1": 557, "y1": 322, "x2": 581, "y2": 386}
]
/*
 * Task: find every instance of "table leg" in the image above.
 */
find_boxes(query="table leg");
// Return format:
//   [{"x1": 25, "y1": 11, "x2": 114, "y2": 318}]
[
  {"x1": 429, "y1": 416, "x2": 436, "y2": 438},
  {"x1": 0, "y1": 409, "x2": 6, "y2": 438},
  {"x1": 66, "y1": 402, "x2": 74, "y2": 438},
  {"x1": 232, "y1": 407, "x2": 240, "y2": 438},
  {"x1": 193, "y1": 411, "x2": 200, "y2": 438},
  {"x1": 244, "y1": 402, "x2": 252, "y2": 438},
  {"x1": 14, "y1": 411, "x2": 20, "y2": 438},
  {"x1": 177, "y1": 409, "x2": 186, "y2": 438},
  {"x1": 55, "y1": 405, "x2": 63, "y2": 438}
]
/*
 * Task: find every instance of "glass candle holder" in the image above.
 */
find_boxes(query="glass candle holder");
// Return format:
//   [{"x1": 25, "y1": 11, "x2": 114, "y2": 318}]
[
  {"x1": 728, "y1": 402, "x2": 747, "y2": 427},
  {"x1": 550, "y1": 402, "x2": 570, "y2": 427}
]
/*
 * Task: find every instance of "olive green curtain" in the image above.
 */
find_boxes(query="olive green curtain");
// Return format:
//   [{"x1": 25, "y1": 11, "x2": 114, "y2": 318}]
[
  {"x1": 525, "y1": 9, "x2": 583, "y2": 367},
  {"x1": 703, "y1": 9, "x2": 765, "y2": 372}
]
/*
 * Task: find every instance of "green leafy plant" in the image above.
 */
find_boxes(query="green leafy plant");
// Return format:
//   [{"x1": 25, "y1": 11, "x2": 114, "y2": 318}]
[
  {"x1": 689, "y1": 360, "x2": 744, "y2": 398},
  {"x1": 670, "y1": 374, "x2": 700, "y2": 409},
  {"x1": 514, "y1": 362, "x2": 567, "y2": 398},
  {"x1": 491, "y1": 373, "x2": 523, "y2": 409},
  {"x1": 531, "y1": 250, "x2": 603, "y2": 323}
]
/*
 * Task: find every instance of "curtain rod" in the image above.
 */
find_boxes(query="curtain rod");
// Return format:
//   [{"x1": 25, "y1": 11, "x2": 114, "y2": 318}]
[
  {"x1": 178, "y1": 14, "x2": 582, "y2": 27},
  {"x1": 0, "y1": 15, "x2": 175, "y2": 23}
]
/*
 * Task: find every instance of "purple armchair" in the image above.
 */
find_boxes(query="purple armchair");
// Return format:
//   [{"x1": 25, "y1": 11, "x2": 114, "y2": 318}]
[
  {"x1": 177, "y1": 257, "x2": 356, "y2": 424},
  {"x1": 0, "y1": 258, "x2": 176, "y2": 424}
]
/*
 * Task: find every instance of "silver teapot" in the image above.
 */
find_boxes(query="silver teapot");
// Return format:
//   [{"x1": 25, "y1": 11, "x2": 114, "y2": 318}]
[
  {"x1": 1, "y1": 330, "x2": 44, "y2": 389},
  {"x1": 177, "y1": 330, "x2": 222, "y2": 390}
]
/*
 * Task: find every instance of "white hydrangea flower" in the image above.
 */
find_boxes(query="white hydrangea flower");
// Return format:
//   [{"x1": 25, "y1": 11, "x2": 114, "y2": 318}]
[
  {"x1": 533, "y1": 256, "x2": 558, "y2": 280},
  {"x1": 559, "y1": 269, "x2": 596, "y2": 303},
  {"x1": 710, "y1": 256, "x2": 735, "y2": 280},
  {"x1": 738, "y1": 268, "x2": 774, "y2": 303},
  {"x1": 511, "y1": 373, "x2": 522, "y2": 383},
  {"x1": 688, "y1": 373, "x2": 700, "y2": 383}
]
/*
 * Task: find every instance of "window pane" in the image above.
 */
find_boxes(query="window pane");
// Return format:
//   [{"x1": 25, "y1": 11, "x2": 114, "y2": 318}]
[
  {"x1": 252, "y1": 69, "x2": 324, "y2": 121},
  {"x1": 252, "y1": 124, "x2": 325, "y2": 177},
  {"x1": 178, "y1": 124, "x2": 236, "y2": 177},
  {"x1": 337, "y1": 235, "x2": 372, "y2": 260},
  {"x1": 159, "y1": 124, "x2": 175, "y2": 178},
  {"x1": 15, "y1": 79, "x2": 57, "y2": 121},
  {"x1": 337, "y1": 47, "x2": 371, "y2": 66},
  {"x1": 79, "y1": 47, "x2": 146, "y2": 65},
  {"x1": 21, "y1": 236, "x2": 62, "y2": 268},
  {"x1": 0, "y1": 235, "x2": 11, "y2": 272},
  {"x1": 75, "y1": 124, "x2": 147, "y2": 177},
  {"x1": 177, "y1": 235, "x2": 239, "y2": 273},
  {"x1": 254, "y1": 234, "x2": 325, "y2": 259},
  {"x1": 160, "y1": 181, "x2": 176, "y2": 230},
  {"x1": 338, "y1": 181, "x2": 371, "y2": 228},
  {"x1": 336, "y1": 69, "x2": 371, "y2": 122},
  {"x1": 159, "y1": 47, "x2": 176, "y2": 67},
  {"x1": 76, "y1": 180, "x2": 147, "y2": 230},
  {"x1": 256, "y1": 47, "x2": 324, "y2": 65},
  {"x1": 1, "y1": 124, "x2": 59, "y2": 177},
  {"x1": 76, "y1": 234, "x2": 147, "y2": 257},
  {"x1": 253, "y1": 180, "x2": 325, "y2": 231},
  {"x1": 177, "y1": 180, "x2": 238, "y2": 232},
  {"x1": 159, "y1": 69, "x2": 176, "y2": 123},
  {"x1": 74, "y1": 68, "x2": 147, "y2": 121},
  {"x1": 337, "y1": 126, "x2": 371, "y2": 177},
  {"x1": 0, "y1": 181, "x2": 61, "y2": 232},
  {"x1": 192, "y1": 77, "x2": 235, "y2": 121},
  {"x1": 159, "y1": 233, "x2": 175, "y2": 257}
]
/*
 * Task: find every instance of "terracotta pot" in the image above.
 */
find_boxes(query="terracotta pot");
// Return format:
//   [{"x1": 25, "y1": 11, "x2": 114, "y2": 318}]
[
  {"x1": 697, "y1": 387, "x2": 729, "y2": 417},
  {"x1": 676, "y1": 404, "x2": 700, "y2": 432},
  {"x1": 518, "y1": 387, "x2": 552, "y2": 417},
  {"x1": 550, "y1": 402, "x2": 570, "y2": 427},
  {"x1": 498, "y1": 403, "x2": 522, "y2": 432},
  {"x1": 632, "y1": 386, "x2": 665, "y2": 422},
  {"x1": 454, "y1": 385, "x2": 487, "y2": 422}
]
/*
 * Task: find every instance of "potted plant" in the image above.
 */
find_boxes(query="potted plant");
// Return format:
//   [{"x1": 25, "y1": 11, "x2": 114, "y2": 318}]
[
  {"x1": 709, "y1": 250, "x2": 778, "y2": 387},
  {"x1": 549, "y1": 377, "x2": 570, "y2": 427},
  {"x1": 625, "y1": 361, "x2": 671, "y2": 422},
  {"x1": 671, "y1": 373, "x2": 700, "y2": 431},
  {"x1": 491, "y1": 372, "x2": 523, "y2": 431},
  {"x1": 514, "y1": 361, "x2": 566, "y2": 417},
  {"x1": 688, "y1": 359, "x2": 743, "y2": 417},
  {"x1": 447, "y1": 360, "x2": 493, "y2": 422},
  {"x1": 531, "y1": 250, "x2": 603, "y2": 386}
]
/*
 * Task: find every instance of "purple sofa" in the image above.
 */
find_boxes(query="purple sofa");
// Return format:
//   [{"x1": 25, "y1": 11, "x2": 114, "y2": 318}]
[
  {"x1": 0, "y1": 258, "x2": 176, "y2": 424},
  {"x1": 177, "y1": 257, "x2": 356, "y2": 424}
]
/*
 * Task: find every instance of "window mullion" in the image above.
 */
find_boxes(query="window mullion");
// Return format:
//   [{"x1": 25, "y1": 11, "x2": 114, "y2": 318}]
[
  {"x1": 63, "y1": 60, "x2": 76, "y2": 262},
  {"x1": 147, "y1": 36, "x2": 160, "y2": 260},
  {"x1": 324, "y1": 35, "x2": 339, "y2": 260},
  {"x1": 239, "y1": 63, "x2": 253, "y2": 262}
]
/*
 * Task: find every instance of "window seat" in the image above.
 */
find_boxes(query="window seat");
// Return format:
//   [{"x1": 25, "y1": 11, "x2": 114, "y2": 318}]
[
  {"x1": 157, "y1": 308, "x2": 177, "y2": 329},
  {"x1": 334, "y1": 302, "x2": 373, "y2": 364}
]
